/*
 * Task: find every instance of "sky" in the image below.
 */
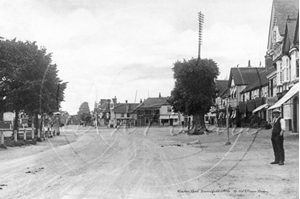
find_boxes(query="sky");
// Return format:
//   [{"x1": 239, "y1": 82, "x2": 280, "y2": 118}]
[{"x1": 0, "y1": 0, "x2": 273, "y2": 115}]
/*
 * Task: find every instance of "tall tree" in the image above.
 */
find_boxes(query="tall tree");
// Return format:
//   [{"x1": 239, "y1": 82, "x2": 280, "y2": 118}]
[
  {"x1": 0, "y1": 38, "x2": 67, "y2": 136},
  {"x1": 168, "y1": 58, "x2": 219, "y2": 133},
  {"x1": 77, "y1": 102, "x2": 91, "y2": 124}
]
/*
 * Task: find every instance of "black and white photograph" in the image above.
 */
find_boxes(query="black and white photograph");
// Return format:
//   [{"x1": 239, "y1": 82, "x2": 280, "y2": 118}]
[{"x1": 0, "y1": 0, "x2": 299, "y2": 198}]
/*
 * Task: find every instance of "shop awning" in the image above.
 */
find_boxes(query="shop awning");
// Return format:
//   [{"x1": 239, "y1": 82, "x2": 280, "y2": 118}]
[
  {"x1": 268, "y1": 83, "x2": 299, "y2": 110},
  {"x1": 252, "y1": 103, "x2": 268, "y2": 113},
  {"x1": 170, "y1": 115, "x2": 178, "y2": 119},
  {"x1": 159, "y1": 115, "x2": 169, "y2": 120}
]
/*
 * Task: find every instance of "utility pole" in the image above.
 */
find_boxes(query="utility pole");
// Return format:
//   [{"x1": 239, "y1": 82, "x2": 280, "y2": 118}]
[
  {"x1": 226, "y1": 97, "x2": 231, "y2": 145},
  {"x1": 198, "y1": 11, "x2": 204, "y2": 60}
]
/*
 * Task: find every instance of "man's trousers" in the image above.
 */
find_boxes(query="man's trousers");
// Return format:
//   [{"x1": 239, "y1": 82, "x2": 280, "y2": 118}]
[{"x1": 271, "y1": 135, "x2": 285, "y2": 162}]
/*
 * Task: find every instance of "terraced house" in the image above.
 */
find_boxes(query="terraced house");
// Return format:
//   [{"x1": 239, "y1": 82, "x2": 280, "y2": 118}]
[{"x1": 265, "y1": 0, "x2": 299, "y2": 132}]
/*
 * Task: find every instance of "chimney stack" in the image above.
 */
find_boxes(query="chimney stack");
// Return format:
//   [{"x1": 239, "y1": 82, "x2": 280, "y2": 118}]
[
  {"x1": 265, "y1": 54, "x2": 273, "y2": 71},
  {"x1": 125, "y1": 100, "x2": 128, "y2": 103},
  {"x1": 159, "y1": 93, "x2": 161, "y2": 98},
  {"x1": 248, "y1": 60, "x2": 251, "y2": 67}
]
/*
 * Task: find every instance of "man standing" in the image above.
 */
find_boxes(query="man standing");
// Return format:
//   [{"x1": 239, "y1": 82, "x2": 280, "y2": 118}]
[{"x1": 270, "y1": 109, "x2": 285, "y2": 165}]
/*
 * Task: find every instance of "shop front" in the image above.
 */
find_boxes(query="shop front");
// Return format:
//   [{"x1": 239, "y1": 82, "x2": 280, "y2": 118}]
[{"x1": 268, "y1": 83, "x2": 299, "y2": 132}]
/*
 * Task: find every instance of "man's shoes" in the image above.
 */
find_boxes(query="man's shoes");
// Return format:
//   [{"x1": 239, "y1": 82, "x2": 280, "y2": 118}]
[
  {"x1": 279, "y1": 162, "x2": 284, "y2": 165},
  {"x1": 270, "y1": 161, "x2": 279, "y2": 164}
]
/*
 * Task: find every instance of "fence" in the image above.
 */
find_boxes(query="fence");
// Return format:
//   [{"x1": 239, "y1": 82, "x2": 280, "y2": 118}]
[{"x1": 0, "y1": 127, "x2": 47, "y2": 147}]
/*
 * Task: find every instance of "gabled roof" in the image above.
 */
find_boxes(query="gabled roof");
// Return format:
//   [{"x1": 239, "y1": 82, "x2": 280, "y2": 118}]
[
  {"x1": 220, "y1": 87, "x2": 230, "y2": 98},
  {"x1": 267, "y1": 0, "x2": 298, "y2": 49},
  {"x1": 135, "y1": 97, "x2": 169, "y2": 110},
  {"x1": 282, "y1": 17, "x2": 298, "y2": 54},
  {"x1": 216, "y1": 80, "x2": 229, "y2": 96},
  {"x1": 216, "y1": 80, "x2": 230, "y2": 98},
  {"x1": 294, "y1": 11, "x2": 299, "y2": 46},
  {"x1": 273, "y1": 0, "x2": 298, "y2": 36},
  {"x1": 114, "y1": 103, "x2": 139, "y2": 113},
  {"x1": 228, "y1": 67, "x2": 265, "y2": 87},
  {"x1": 240, "y1": 69, "x2": 269, "y2": 94}
]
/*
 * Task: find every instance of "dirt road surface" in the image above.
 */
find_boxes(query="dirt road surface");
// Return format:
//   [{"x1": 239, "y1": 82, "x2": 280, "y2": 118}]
[{"x1": 0, "y1": 125, "x2": 298, "y2": 199}]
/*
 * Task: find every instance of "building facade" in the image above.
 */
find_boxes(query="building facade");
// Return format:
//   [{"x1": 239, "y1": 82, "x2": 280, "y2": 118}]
[{"x1": 265, "y1": 0, "x2": 299, "y2": 132}]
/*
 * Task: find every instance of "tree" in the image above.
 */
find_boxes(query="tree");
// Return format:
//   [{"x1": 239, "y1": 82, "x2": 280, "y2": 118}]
[
  {"x1": 77, "y1": 102, "x2": 91, "y2": 125},
  {"x1": 168, "y1": 58, "x2": 219, "y2": 134},
  {"x1": 0, "y1": 38, "x2": 67, "y2": 137}
]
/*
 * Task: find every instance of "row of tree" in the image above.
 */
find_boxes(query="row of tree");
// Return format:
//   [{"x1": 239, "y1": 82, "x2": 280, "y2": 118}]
[{"x1": 0, "y1": 38, "x2": 67, "y2": 134}]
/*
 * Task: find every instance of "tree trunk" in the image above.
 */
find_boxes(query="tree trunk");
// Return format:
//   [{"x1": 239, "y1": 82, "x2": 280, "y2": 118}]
[
  {"x1": 39, "y1": 114, "x2": 43, "y2": 132},
  {"x1": 191, "y1": 112, "x2": 206, "y2": 134},
  {"x1": 34, "y1": 113, "x2": 39, "y2": 135},
  {"x1": 13, "y1": 110, "x2": 19, "y2": 139}
]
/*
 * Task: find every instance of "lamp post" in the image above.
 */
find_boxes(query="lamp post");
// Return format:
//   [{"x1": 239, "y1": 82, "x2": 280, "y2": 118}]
[{"x1": 226, "y1": 96, "x2": 231, "y2": 145}]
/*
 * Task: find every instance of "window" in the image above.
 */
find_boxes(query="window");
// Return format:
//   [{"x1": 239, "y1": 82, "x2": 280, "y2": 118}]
[
  {"x1": 280, "y1": 63, "x2": 283, "y2": 83},
  {"x1": 167, "y1": 106, "x2": 172, "y2": 112},
  {"x1": 127, "y1": 113, "x2": 130, "y2": 117},
  {"x1": 121, "y1": 113, "x2": 124, "y2": 117},
  {"x1": 297, "y1": 59, "x2": 299, "y2": 78}
]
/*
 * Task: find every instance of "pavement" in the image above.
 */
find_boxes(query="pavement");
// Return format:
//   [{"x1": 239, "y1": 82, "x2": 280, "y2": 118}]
[{"x1": 0, "y1": 125, "x2": 298, "y2": 199}]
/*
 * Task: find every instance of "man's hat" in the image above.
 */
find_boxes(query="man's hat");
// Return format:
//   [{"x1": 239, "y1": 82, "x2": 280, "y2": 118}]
[{"x1": 273, "y1": 109, "x2": 281, "y2": 113}]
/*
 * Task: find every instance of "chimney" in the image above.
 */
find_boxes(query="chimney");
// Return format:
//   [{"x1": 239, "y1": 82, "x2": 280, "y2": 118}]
[
  {"x1": 125, "y1": 100, "x2": 128, "y2": 103},
  {"x1": 248, "y1": 60, "x2": 251, "y2": 67},
  {"x1": 265, "y1": 54, "x2": 273, "y2": 72},
  {"x1": 140, "y1": 99, "x2": 142, "y2": 103},
  {"x1": 159, "y1": 93, "x2": 161, "y2": 98}
]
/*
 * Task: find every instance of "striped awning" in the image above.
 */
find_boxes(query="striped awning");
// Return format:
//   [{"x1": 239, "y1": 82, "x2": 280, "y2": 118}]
[
  {"x1": 268, "y1": 83, "x2": 299, "y2": 110},
  {"x1": 252, "y1": 104, "x2": 268, "y2": 113},
  {"x1": 159, "y1": 115, "x2": 169, "y2": 120}
]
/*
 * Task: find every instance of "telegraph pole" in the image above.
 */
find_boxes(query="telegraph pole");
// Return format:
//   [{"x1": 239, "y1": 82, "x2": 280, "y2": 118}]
[
  {"x1": 226, "y1": 97, "x2": 231, "y2": 145},
  {"x1": 198, "y1": 11, "x2": 204, "y2": 60}
]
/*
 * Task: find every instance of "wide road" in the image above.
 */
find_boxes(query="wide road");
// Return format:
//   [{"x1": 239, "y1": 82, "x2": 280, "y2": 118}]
[{"x1": 0, "y1": 125, "x2": 298, "y2": 199}]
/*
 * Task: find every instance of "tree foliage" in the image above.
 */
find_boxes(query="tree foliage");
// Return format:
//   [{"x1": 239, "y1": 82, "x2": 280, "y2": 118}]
[
  {"x1": 77, "y1": 102, "x2": 91, "y2": 124},
  {"x1": 168, "y1": 58, "x2": 219, "y2": 131},
  {"x1": 0, "y1": 38, "x2": 67, "y2": 131}
]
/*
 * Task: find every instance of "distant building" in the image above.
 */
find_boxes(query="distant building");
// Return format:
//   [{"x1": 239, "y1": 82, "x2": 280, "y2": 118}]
[
  {"x1": 227, "y1": 63, "x2": 265, "y2": 126},
  {"x1": 214, "y1": 80, "x2": 229, "y2": 127},
  {"x1": 133, "y1": 93, "x2": 183, "y2": 126},
  {"x1": 109, "y1": 99, "x2": 139, "y2": 128},
  {"x1": 98, "y1": 99, "x2": 111, "y2": 126}
]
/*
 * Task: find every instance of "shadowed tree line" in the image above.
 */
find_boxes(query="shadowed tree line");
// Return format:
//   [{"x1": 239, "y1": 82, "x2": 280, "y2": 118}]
[{"x1": 0, "y1": 38, "x2": 67, "y2": 137}]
